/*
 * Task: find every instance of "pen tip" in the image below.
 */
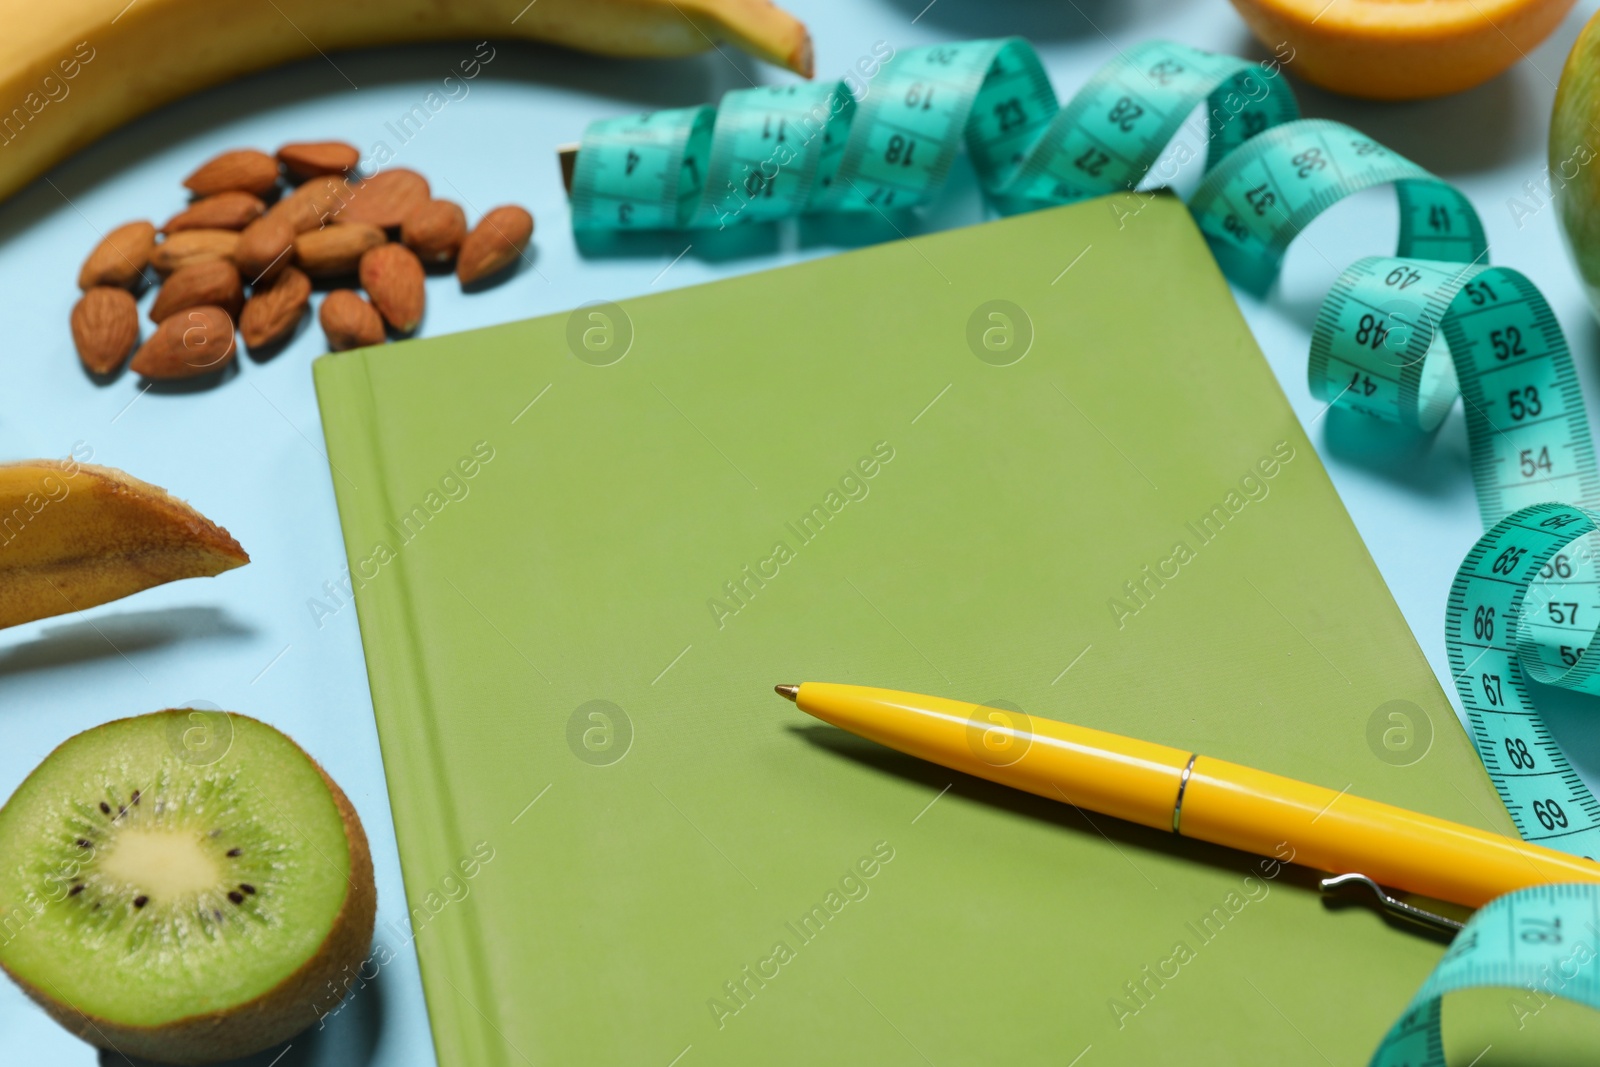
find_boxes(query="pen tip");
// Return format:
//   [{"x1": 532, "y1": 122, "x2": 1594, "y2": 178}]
[{"x1": 774, "y1": 684, "x2": 799, "y2": 702}]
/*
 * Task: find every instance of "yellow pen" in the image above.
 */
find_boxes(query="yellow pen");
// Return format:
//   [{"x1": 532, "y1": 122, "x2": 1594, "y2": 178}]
[{"x1": 777, "y1": 682, "x2": 1600, "y2": 915}]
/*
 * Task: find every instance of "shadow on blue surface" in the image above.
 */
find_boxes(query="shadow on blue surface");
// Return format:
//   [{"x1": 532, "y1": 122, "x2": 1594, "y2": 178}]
[
  {"x1": 1317, "y1": 406, "x2": 1469, "y2": 506},
  {"x1": 879, "y1": 0, "x2": 1170, "y2": 43},
  {"x1": 570, "y1": 195, "x2": 936, "y2": 262},
  {"x1": 1288, "y1": 70, "x2": 1529, "y2": 179},
  {"x1": 93, "y1": 957, "x2": 386, "y2": 1067},
  {"x1": 143, "y1": 363, "x2": 242, "y2": 396},
  {"x1": 574, "y1": 222, "x2": 780, "y2": 261},
  {"x1": 0, "y1": 607, "x2": 256, "y2": 679}
]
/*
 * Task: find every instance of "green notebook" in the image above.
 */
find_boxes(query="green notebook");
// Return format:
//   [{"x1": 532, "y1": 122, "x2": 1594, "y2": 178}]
[{"x1": 315, "y1": 193, "x2": 1519, "y2": 1066}]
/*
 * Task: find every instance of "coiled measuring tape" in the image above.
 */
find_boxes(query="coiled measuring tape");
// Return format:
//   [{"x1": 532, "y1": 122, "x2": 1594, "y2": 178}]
[
  {"x1": 570, "y1": 39, "x2": 1296, "y2": 230},
  {"x1": 568, "y1": 38, "x2": 1600, "y2": 1064},
  {"x1": 1179, "y1": 99, "x2": 1600, "y2": 1063}
]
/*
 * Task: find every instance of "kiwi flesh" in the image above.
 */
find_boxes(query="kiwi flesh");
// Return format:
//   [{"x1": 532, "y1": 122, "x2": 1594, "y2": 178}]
[{"x1": 0, "y1": 710, "x2": 375, "y2": 1065}]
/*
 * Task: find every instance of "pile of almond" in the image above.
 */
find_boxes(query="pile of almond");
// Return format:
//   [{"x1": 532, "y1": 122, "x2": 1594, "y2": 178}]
[{"x1": 71, "y1": 141, "x2": 535, "y2": 380}]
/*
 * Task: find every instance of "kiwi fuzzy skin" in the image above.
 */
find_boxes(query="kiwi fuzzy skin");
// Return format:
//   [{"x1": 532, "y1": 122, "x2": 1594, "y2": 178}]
[{"x1": 1, "y1": 715, "x2": 377, "y2": 1065}]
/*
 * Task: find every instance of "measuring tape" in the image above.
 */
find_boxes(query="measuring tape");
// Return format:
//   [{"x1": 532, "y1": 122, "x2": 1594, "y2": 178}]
[
  {"x1": 1188, "y1": 118, "x2": 1486, "y2": 293},
  {"x1": 1446, "y1": 503, "x2": 1600, "y2": 855},
  {"x1": 1378, "y1": 882, "x2": 1600, "y2": 1064},
  {"x1": 1306, "y1": 257, "x2": 1600, "y2": 529},
  {"x1": 569, "y1": 38, "x2": 1600, "y2": 1064},
  {"x1": 1176, "y1": 95, "x2": 1600, "y2": 1062},
  {"x1": 570, "y1": 39, "x2": 1296, "y2": 230}
]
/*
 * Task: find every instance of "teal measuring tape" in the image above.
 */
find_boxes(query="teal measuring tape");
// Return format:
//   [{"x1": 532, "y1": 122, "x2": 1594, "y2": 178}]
[
  {"x1": 570, "y1": 38, "x2": 1600, "y2": 1064},
  {"x1": 1188, "y1": 118, "x2": 1486, "y2": 293},
  {"x1": 1446, "y1": 503, "x2": 1600, "y2": 856},
  {"x1": 570, "y1": 39, "x2": 1296, "y2": 230},
  {"x1": 1377, "y1": 882, "x2": 1600, "y2": 1064},
  {"x1": 1308, "y1": 255, "x2": 1600, "y2": 528}
]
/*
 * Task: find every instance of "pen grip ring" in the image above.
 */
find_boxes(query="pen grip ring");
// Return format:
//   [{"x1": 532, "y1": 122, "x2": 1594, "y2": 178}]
[{"x1": 1171, "y1": 751, "x2": 1198, "y2": 834}]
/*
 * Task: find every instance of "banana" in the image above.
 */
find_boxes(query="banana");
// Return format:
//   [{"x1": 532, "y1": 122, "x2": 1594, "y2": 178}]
[
  {"x1": 0, "y1": 0, "x2": 812, "y2": 205},
  {"x1": 0, "y1": 461, "x2": 249, "y2": 630}
]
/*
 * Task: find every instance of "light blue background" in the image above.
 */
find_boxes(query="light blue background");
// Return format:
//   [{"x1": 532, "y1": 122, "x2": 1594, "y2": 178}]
[{"x1": 4, "y1": 1, "x2": 1600, "y2": 1064}]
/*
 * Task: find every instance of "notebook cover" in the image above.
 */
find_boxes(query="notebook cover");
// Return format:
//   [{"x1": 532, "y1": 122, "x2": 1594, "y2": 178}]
[{"x1": 314, "y1": 193, "x2": 1515, "y2": 1066}]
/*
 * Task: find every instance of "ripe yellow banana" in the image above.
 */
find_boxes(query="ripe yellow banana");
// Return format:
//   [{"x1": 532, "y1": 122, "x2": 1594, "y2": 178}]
[
  {"x1": 0, "y1": 461, "x2": 249, "y2": 630},
  {"x1": 0, "y1": 0, "x2": 812, "y2": 205}
]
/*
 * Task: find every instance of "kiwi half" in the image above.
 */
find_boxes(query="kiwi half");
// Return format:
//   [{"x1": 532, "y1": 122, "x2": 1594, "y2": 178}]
[{"x1": 0, "y1": 710, "x2": 375, "y2": 1065}]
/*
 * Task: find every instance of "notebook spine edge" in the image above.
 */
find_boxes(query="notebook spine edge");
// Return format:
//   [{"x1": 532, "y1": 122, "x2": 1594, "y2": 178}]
[{"x1": 312, "y1": 352, "x2": 511, "y2": 1067}]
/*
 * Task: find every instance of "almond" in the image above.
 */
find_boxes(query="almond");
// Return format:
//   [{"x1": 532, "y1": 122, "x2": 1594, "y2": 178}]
[
  {"x1": 130, "y1": 305, "x2": 237, "y2": 379},
  {"x1": 239, "y1": 267, "x2": 311, "y2": 350},
  {"x1": 401, "y1": 199, "x2": 467, "y2": 264},
  {"x1": 359, "y1": 243, "x2": 425, "y2": 333},
  {"x1": 183, "y1": 149, "x2": 280, "y2": 198},
  {"x1": 78, "y1": 220, "x2": 156, "y2": 290},
  {"x1": 150, "y1": 259, "x2": 244, "y2": 323},
  {"x1": 70, "y1": 287, "x2": 140, "y2": 375},
  {"x1": 277, "y1": 140, "x2": 360, "y2": 180},
  {"x1": 268, "y1": 175, "x2": 356, "y2": 233},
  {"x1": 234, "y1": 214, "x2": 298, "y2": 286},
  {"x1": 339, "y1": 169, "x2": 429, "y2": 230},
  {"x1": 150, "y1": 229, "x2": 239, "y2": 274},
  {"x1": 457, "y1": 206, "x2": 534, "y2": 285},
  {"x1": 320, "y1": 290, "x2": 385, "y2": 351},
  {"x1": 295, "y1": 223, "x2": 385, "y2": 277},
  {"x1": 162, "y1": 191, "x2": 266, "y2": 234}
]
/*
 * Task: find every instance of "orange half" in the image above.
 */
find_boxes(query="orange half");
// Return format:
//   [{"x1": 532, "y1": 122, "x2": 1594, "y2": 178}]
[{"x1": 1229, "y1": 0, "x2": 1578, "y2": 100}]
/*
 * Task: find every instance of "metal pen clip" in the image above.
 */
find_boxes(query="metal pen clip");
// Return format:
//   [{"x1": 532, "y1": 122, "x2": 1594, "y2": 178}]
[{"x1": 1318, "y1": 873, "x2": 1465, "y2": 934}]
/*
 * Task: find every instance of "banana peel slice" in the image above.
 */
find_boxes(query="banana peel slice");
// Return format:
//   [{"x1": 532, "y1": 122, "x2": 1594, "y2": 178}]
[{"x1": 0, "y1": 461, "x2": 248, "y2": 630}]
